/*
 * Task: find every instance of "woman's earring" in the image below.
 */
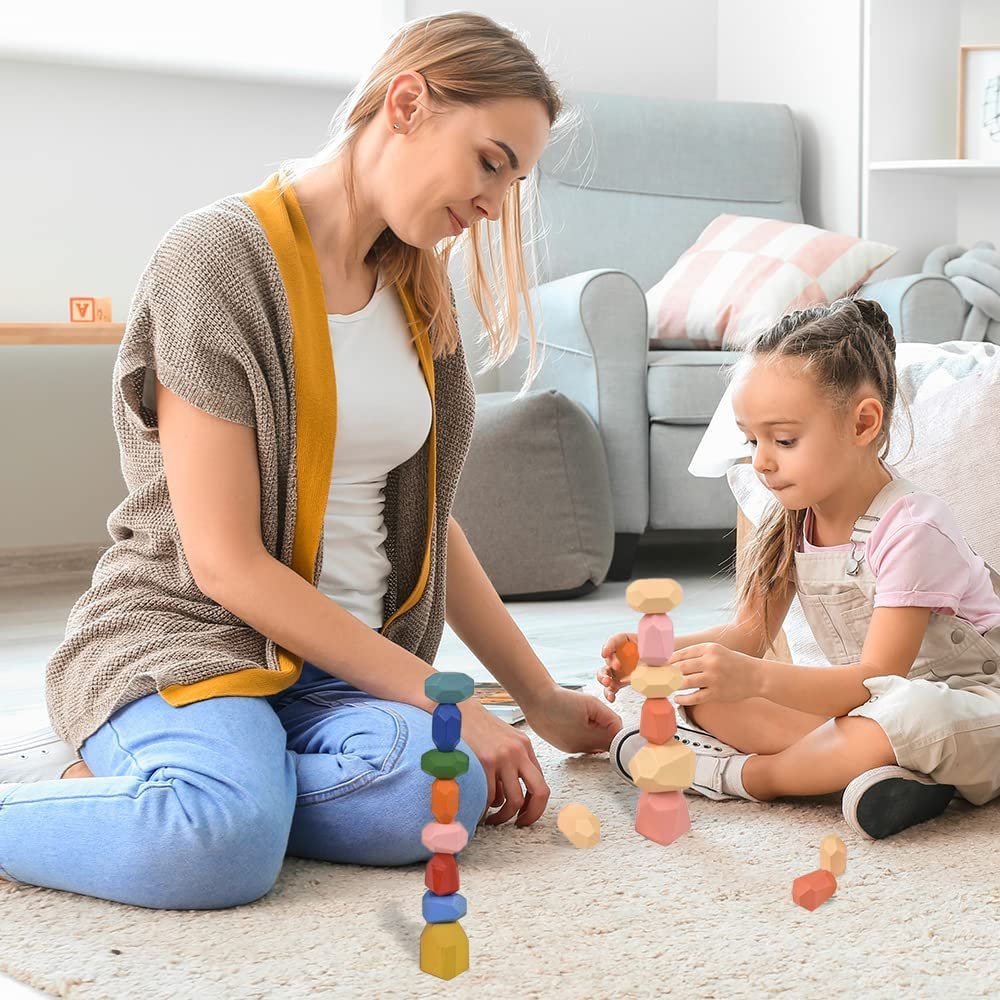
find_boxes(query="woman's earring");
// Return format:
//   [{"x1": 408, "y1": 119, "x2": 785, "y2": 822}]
[{"x1": 393, "y1": 123, "x2": 400, "y2": 131}]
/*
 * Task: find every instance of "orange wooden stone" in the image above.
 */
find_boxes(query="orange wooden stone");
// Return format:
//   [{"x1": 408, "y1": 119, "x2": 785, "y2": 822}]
[
  {"x1": 617, "y1": 639, "x2": 639, "y2": 679},
  {"x1": 639, "y1": 698, "x2": 677, "y2": 744},
  {"x1": 431, "y1": 779, "x2": 460, "y2": 824},
  {"x1": 792, "y1": 869, "x2": 837, "y2": 911},
  {"x1": 635, "y1": 790, "x2": 690, "y2": 845},
  {"x1": 425, "y1": 853, "x2": 460, "y2": 895}
]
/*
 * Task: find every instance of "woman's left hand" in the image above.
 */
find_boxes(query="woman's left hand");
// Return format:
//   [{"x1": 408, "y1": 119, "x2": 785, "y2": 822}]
[
  {"x1": 523, "y1": 684, "x2": 623, "y2": 754},
  {"x1": 670, "y1": 644, "x2": 763, "y2": 706}
]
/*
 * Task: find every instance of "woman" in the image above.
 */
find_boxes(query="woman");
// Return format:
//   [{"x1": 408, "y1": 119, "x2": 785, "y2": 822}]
[{"x1": 0, "y1": 13, "x2": 622, "y2": 908}]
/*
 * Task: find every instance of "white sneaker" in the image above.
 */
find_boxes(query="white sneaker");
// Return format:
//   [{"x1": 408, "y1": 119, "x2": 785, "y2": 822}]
[
  {"x1": 842, "y1": 765, "x2": 956, "y2": 840},
  {"x1": 0, "y1": 722, "x2": 82, "y2": 784}
]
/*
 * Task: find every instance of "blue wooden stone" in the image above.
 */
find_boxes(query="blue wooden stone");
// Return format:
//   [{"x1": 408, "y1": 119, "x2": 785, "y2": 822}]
[
  {"x1": 432, "y1": 703, "x2": 462, "y2": 751},
  {"x1": 425, "y1": 672, "x2": 474, "y2": 705},
  {"x1": 422, "y1": 890, "x2": 468, "y2": 924}
]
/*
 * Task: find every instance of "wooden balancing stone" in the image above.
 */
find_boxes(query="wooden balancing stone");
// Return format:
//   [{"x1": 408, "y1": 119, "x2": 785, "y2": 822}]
[
  {"x1": 624, "y1": 578, "x2": 694, "y2": 846},
  {"x1": 420, "y1": 671, "x2": 474, "y2": 980}
]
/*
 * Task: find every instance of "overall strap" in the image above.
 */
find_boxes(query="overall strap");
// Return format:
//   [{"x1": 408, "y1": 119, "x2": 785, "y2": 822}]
[{"x1": 845, "y1": 474, "x2": 920, "y2": 577}]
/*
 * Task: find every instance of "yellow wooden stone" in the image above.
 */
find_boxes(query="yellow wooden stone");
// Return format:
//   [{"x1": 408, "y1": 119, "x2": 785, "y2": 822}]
[
  {"x1": 631, "y1": 662, "x2": 684, "y2": 698},
  {"x1": 629, "y1": 741, "x2": 695, "y2": 792},
  {"x1": 626, "y1": 578, "x2": 684, "y2": 614},
  {"x1": 557, "y1": 803, "x2": 601, "y2": 848},
  {"x1": 819, "y1": 834, "x2": 847, "y2": 876},
  {"x1": 420, "y1": 921, "x2": 469, "y2": 980}
]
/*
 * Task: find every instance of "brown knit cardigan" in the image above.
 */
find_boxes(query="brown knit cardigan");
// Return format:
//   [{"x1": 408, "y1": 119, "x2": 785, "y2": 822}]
[{"x1": 45, "y1": 172, "x2": 476, "y2": 754}]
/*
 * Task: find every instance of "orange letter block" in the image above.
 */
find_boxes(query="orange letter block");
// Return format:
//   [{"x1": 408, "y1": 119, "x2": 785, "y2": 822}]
[
  {"x1": 635, "y1": 790, "x2": 690, "y2": 845},
  {"x1": 792, "y1": 869, "x2": 837, "y2": 911}
]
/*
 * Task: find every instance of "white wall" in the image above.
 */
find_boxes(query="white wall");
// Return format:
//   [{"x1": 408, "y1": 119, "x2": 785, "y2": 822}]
[
  {"x1": 1, "y1": 2, "x2": 719, "y2": 551},
  {"x1": 717, "y1": 0, "x2": 863, "y2": 236}
]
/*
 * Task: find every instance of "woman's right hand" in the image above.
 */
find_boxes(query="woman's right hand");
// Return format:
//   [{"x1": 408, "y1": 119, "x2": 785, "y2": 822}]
[
  {"x1": 458, "y1": 701, "x2": 550, "y2": 828},
  {"x1": 597, "y1": 631, "x2": 639, "y2": 703}
]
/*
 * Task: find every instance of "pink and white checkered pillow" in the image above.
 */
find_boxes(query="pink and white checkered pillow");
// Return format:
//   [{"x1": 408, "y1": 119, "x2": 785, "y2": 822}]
[{"x1": 646, "y1": 215, "x2": 897, "y2": 350}]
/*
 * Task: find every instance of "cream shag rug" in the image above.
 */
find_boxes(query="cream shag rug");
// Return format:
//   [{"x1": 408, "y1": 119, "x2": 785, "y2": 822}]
[{"x1": 2, "y1": 683, "x2": 998, "y2": 999}]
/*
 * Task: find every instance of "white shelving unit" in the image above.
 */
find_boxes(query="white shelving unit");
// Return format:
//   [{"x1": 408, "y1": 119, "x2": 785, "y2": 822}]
[
  {"x1": 870, "y1": 160, "x2": 1000, "y2": 177},
  {"x1": 862, "y1": 0, "x2": 1000, "y2": 276}
]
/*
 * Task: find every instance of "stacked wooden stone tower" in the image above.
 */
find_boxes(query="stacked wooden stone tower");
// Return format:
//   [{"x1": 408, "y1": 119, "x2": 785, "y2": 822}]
[
  {"x1": 419, "y1": 671, "x2": 474, "y2": 980},
  {"x1": 624, "y1": 578, "x2": 696, "y2": 846}
]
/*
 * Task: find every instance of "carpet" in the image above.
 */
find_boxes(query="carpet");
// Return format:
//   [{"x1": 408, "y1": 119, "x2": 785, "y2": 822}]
[{"x1": 1, "y1": 683, "x2": 998, "y2": 999}]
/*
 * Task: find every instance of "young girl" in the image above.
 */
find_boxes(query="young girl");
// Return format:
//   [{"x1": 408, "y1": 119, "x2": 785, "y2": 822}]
[{"x1": 599, "y1": 297, "x2": 1000, "y2": 840}]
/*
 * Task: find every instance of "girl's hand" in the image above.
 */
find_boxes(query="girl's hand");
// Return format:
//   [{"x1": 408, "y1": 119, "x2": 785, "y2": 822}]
[
  {"x1": 458, "y1": 700, "x2": 550, "y2": 828},
  {"x1": 524, "y1": 684, "x2": 623, "y2": 754},
  {"x1": 597, "y1": 632, "x2": 639, "y2": 703},
  {"x1": 669, "y1": 644, "x2": 763, "y2": 705}
]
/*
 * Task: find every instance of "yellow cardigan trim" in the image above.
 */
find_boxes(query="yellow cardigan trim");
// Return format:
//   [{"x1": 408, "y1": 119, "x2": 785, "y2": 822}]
[{"x1": 161, "y1": 172, "x2": 436, "y2": 706}]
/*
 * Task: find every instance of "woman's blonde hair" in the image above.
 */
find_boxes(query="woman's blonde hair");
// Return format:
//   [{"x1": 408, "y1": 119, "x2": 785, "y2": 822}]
[
  {"x1": 278, "y1": 11, "x2": 571, "y2": 383},
  {"x1": 729, "y1": 297, "x2": 913, "y2": 640}
]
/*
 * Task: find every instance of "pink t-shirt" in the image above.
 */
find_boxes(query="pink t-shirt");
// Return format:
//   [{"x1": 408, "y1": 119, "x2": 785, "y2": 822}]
[{"x1": 799, "y1": 493, "x2": 1000, "y2": 634}]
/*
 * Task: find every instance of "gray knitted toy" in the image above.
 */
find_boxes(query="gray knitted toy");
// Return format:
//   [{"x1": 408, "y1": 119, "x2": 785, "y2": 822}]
[{"x1": 923, "y1": 241, "x2": 1000, "y2": 342}]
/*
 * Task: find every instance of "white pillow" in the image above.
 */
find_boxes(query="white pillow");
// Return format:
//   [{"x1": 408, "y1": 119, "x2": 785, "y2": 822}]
[
  {"x1": 725, "y1": 343, "x2": 1000, "y2": 664},
  {"x1": 691, "y1": 341, "x2": 1000, "y2": 478},
  {"x1": 646, "y1": 214, "x2": 896, "y2": 351}
]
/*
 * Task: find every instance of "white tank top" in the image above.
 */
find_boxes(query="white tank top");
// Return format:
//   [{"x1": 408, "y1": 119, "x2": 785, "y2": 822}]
[{"x1": 319, "y1": 279, "x2": 433, "y2": 627}]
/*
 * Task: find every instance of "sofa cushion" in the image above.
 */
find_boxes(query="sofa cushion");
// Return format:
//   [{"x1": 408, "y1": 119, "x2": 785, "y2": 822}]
[
  {"x1": 647, "y1": 349, "x2": 742, "y2": 425},
  {"x1": 646, "y1": 214, "x2": 896, "y2": 350}
]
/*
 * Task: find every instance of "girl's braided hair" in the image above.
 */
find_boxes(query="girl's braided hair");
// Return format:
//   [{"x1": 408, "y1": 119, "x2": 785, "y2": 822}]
[{"x1": 727, "y1": 297, "x2": 912, "y2": 643}]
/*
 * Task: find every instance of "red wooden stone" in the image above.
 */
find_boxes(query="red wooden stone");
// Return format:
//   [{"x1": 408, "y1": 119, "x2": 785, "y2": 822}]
[
  {"x1": 792, "y1": 869, "x2": 837, "y2": 911},
  {"x1": 425, "y1": 853, "x2": 460, "y2": 895}
]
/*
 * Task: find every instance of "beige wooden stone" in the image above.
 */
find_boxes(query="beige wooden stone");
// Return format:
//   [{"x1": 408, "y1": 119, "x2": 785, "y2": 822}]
[
  {"x1": 625, "y1": 578, "x2": 684, "y2": 614},
  {"x1": 557, "y1": 803, "x2": 601, "y2": 848},
  {"x1": 629, "y1": 742, "x2": 695, "y2": 792},
  {"x1": 819, "y1": 834, "x2": 847, "y2": 876},
  {"x1": 631, "y1": 662, "x2": 684, "y2": 698}
]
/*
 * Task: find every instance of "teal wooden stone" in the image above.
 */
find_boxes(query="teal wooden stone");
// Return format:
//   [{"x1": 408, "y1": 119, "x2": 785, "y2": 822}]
[
  {"x1": 425, "y1": 672, "x2": 474, "y2": 705},
  {"x1": 421, "y1": 748, "x2": 469, "y2": 780}
]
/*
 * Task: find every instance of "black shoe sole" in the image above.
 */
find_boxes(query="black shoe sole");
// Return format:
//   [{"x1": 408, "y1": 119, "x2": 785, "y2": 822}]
[{"x1": 854, "y1": 777, "x2": 956, "y2": 839}]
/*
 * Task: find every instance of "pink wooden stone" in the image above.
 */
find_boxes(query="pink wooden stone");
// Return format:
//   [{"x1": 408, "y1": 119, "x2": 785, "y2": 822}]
[
  {"x1": 421, "y1": 821, "x2": 469, "y2": 854},
  {"x1": 634, "y1": 790, "x2": 690, "y2": 846},
  {"x1": 638, "y1": 613, "x2": 675, "y2": 665}
]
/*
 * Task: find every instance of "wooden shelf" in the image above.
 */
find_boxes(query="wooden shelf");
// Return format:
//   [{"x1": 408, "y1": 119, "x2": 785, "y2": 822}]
[
  {"x1": 0, "y1": 323, "x2": 124, "y2": 346},
  {"x1": 869, "y1": 159, "x2": 1000, "y2": 177}
]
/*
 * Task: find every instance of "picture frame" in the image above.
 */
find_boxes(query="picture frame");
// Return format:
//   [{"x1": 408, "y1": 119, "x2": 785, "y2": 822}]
[{"x1": 957, "y1": 44, "x2": 1000, "y2": 162}]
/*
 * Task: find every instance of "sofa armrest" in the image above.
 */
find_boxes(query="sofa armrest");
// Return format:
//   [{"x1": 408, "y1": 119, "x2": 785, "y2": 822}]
[
  {"x1": 857, "y1": 273, "x2": 966, "y2": 344},
  {"x1": 496, "y1": 268, "x2": 649, "y2": 534}
]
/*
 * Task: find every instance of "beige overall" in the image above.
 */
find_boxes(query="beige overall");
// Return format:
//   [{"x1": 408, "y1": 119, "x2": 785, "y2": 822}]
[{"x1": 794, "y1": 473, "x2": 1000, "y2": 805}]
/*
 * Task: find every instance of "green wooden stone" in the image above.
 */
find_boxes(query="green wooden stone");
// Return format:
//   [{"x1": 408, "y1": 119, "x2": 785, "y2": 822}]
[
  {"x1": 422, "y1": 749, "x2": 469, "y2": 780},
  {"x1": 425, "y1": 672, "x2": 474, "y2": 704}
]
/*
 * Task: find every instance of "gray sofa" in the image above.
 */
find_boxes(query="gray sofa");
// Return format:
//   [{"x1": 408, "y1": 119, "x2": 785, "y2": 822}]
[{"x1": 495, "y1": 92, "x2": 969, "y2": 579}]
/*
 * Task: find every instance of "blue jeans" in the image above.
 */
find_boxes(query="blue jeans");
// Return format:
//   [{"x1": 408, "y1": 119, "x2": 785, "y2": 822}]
[{"x1": 0, "y1": 662, "x2": 487, "y2": 910}]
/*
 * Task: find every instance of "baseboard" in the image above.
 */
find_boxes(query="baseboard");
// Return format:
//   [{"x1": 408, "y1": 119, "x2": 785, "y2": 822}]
[{"x1": 0, "y1": 544, "x2": 103, "y2": 588}]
